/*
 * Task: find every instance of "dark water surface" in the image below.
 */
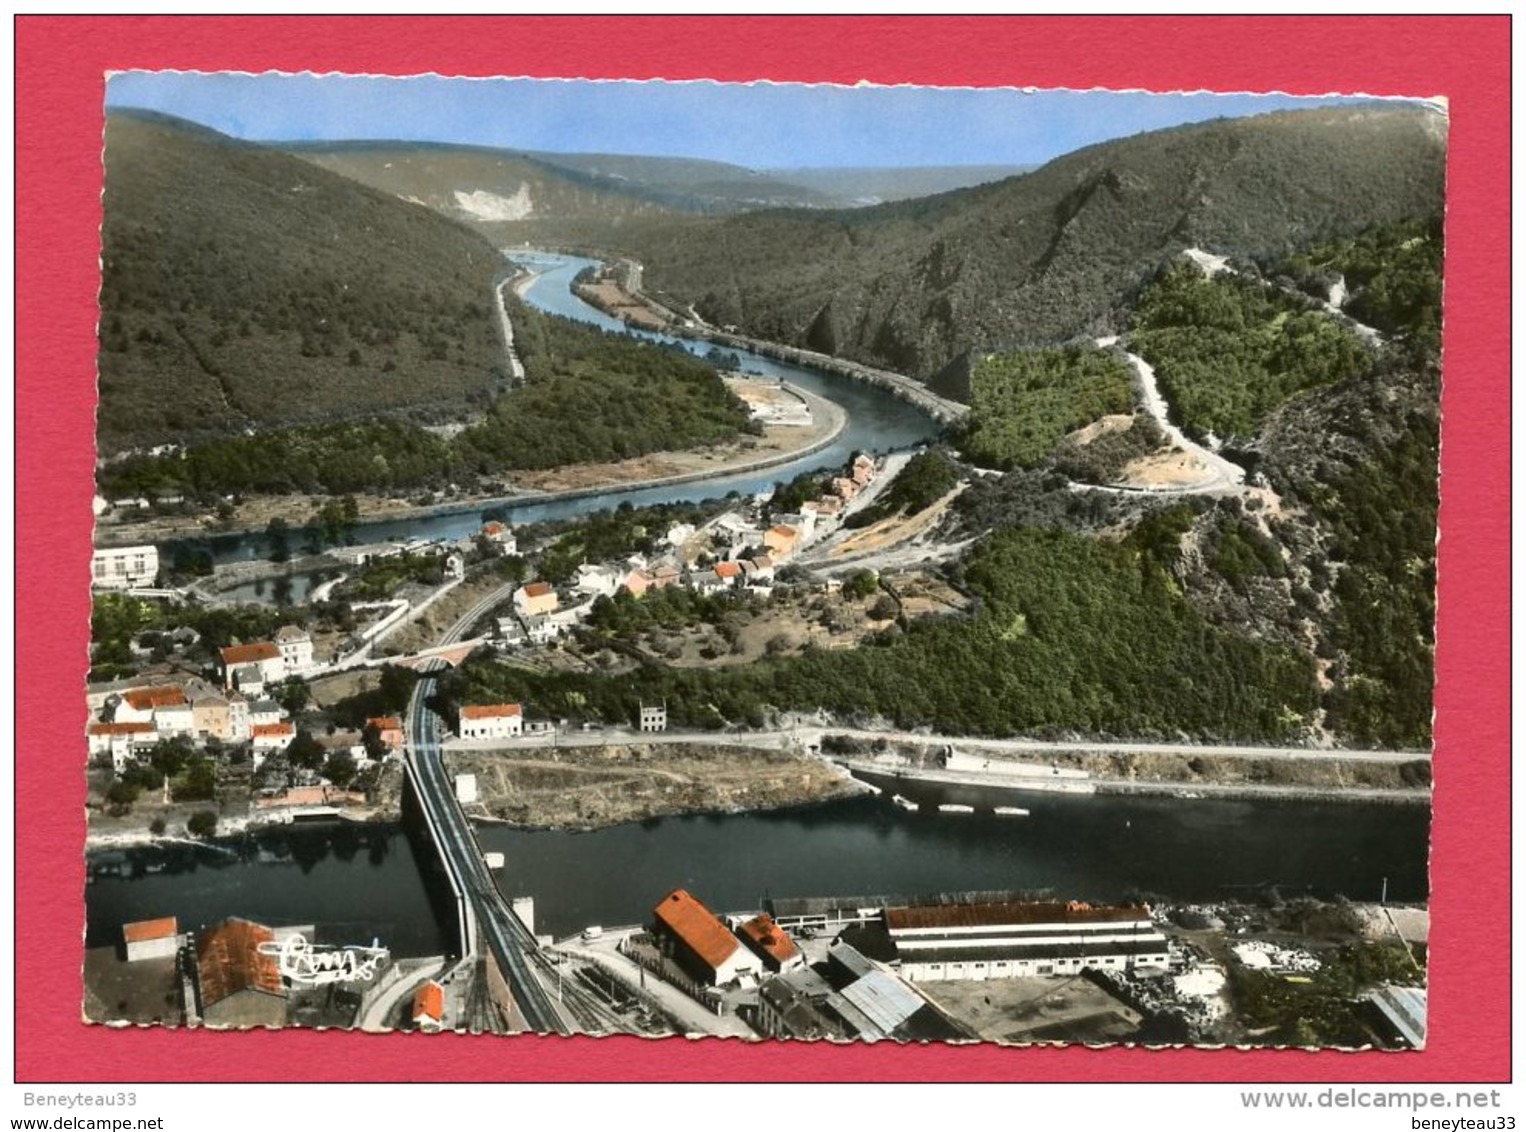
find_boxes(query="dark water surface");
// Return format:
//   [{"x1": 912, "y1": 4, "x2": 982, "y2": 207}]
[{"x1": 87, "y1": 790, "x2": 1429, "y2": 951}]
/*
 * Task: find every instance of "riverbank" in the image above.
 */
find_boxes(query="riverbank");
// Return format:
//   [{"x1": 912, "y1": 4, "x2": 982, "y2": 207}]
[
  {"x1": 443, "y1": 741, "x2": 864, "y2": 832},
  {"x1": 838, "y1": 741, "x2": 1432, "y2": 807},
  {"x1": 94, "y1": 383, "x2": 848, "y2": 549}
]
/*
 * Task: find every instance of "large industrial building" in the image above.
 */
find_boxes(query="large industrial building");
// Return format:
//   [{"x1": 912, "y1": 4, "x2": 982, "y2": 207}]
[{"x1": 885, "y1": 900, "x2": 1171, "y2": 982}]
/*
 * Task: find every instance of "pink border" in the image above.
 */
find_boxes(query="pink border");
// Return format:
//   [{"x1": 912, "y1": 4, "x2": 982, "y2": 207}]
[{"x1": 16, "y1": 15, "x2": 1509, "y2": 1082}]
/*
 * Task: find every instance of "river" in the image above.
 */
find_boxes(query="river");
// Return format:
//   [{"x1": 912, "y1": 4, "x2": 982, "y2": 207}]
[
  {"x1": 181, "y1": 252, "x2": 938, "y2": 572},
  {"x1": 86, "y1": 789, "x2": 1429, "y2": 953}
]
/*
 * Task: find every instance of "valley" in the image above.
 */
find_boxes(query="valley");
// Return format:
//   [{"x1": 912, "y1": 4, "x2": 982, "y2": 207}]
[{"x1": 84, "y1": 90, "x2": 1442, "y2": 1046}]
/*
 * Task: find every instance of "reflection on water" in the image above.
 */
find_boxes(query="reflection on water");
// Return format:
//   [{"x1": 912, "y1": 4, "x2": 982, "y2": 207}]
[{"x1": 88, "y1": 791, "x2": 1427, "y2": 950}]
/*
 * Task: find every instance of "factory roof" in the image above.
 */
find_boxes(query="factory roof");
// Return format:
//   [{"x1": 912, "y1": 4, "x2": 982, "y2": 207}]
[{"x1": 651, "y1": 889, "x2": 740, "y2": 973}]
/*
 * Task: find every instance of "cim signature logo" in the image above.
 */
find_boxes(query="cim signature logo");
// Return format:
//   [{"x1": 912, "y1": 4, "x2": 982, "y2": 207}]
[{"x1": 257, "y1": 935, "x2": 389, "y2": 985}]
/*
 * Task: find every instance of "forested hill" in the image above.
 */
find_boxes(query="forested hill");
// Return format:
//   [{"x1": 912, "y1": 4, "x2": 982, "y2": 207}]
[
  {"x1": 522, "y1": 104, "x2": 1444, "y2": 387},
  {"x1": 98, "y1": 111, "x2": 506, "y2": 453}
]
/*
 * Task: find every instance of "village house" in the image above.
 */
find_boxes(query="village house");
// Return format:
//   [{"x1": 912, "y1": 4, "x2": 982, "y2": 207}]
[
  {"x1": 713, "y1": 561, "x2": 744, "y2": 588},
  {"x1": 412, "y1": 980, "x2": 446, "y2": 1032},
  {"x1": 737, "y1": 913, "x2": 806, "y2": 974},
  {"x1": 87, "y1": 721, "x2": 156, "y2": 773},
  {"x1": 763, "y1": 524, "x2": 802, "y2": 560},
  {"x1": 852, "y1": 453, "x2": 876, "y2": 485},
  {"x1": 444, "y1": 552, "x2": 465, "y2": 581},
  {"x1": 665, "y1": 522, "x2": 697, "y2": 549},
  {"x1": 90, "y1": 544, "x2": 159, "y2": 590},
  {"x1": 687, "y1": 569, "x2": 728, "y2": 595},
  {"x1": 366, "y1": 716, "x2": 406, "y2": 752},
  {"x1": 622, "y1": 570, "x2": 654, "y2": 598},
  {"x1": 651, "y1": 889, "x2": 764, "y2": 988},
  {"x1": 186, "y1": 683, "x2": 233, "y2": 742},
  {"x1": 457, "y1": 703, "x2": 524, "y2": 741},
  {"x1": 574, "y1": 564, "x2": 622, "y2": 600},
  {"x1": 522, "y1": 614, "x2": 562, "y2": 646},
  {"x1": 152, "y1": 698, "x2": 196, "y2": 739},
  {"x1": 274, "y1": 625, "x2": 314, "y2": 676},
  {"x1": 748, "y1": 554, "x2": 777, "y2": 583},
  {"x1": 513, "y1": 581, "x2": 559, "y2": 618},
  {"x1": 219, "y1": 641, "x2": 285, "y2": 692},
  {"x1": 108, "y1": 684, "x2": 187, "y2": 726},
  {"x1": 123, "y1": 917, "x2": 179, "y2": 963},
  {"x1": 480, "y1": 521, "x2": 518, "y2": 556},
  {"x1": 248, "y1": 700, "x2": 286, "y2": 729},
  {"x1": 250, "y1": 721, "x2": 295, "y2": 764},
  {"x1": 638, "y1": 704, "x2": 667, "y2": 733},
  {"x1": 832, "y1": 476, "x2": 861, "y2": 502},
  {"x1": 227, "y1": 693, "x2": 252, "y2": 743}
]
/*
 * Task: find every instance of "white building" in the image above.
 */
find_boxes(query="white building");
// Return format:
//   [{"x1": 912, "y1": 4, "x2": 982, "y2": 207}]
[
  {"x1": 458, "y1": 703, "x2": 523, "y2": 741},
  {"x1": 886, "y1": 900, "x2": 1171, "y2": 982},
  {"x1": 455, "y1": 774, "x2": 478, "y2": 804},
  {"x1": 91, "y1": 545, "x2": 159, "y2": 590},
  {"x1": 274, "y1": 626, "x2": 314, "y2": 676},
  {"x1": 639, "y1": 704, "x2": 667, "y2": 733},
  {"x1": 219, "y1": 642, "x2": 286, "y2": 691},
  {"x1": 87, "y1": 722, "x2": 156, "y2": 772},
  {"x1": 123, "y1": 917, "x2": 179, "y2": 962},
  {"x1": 574, "y1": 564, "x2": 621, "y2": 600}
]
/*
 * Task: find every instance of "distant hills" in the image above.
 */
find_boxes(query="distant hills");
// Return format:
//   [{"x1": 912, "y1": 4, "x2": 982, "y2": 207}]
[
  {"x1": 513, "y1": 104, "x2": 1446, "y2": 387},
  {"x1": 98, "y1": 111, "x2": 507, "y2": 453},
  {"x1": 287, "y1": 141, "x2": 1033, "y2": 219}
]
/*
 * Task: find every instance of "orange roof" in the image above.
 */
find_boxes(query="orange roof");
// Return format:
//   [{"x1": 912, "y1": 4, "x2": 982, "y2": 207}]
[
  {"x1": 714, "y1": 562, "x2": 743, "y2": 579},
  {"x1": 220, "y1": 642, "x2": 280, "y2": 666},
  {"x1": 367, "y1": 716, "x2": 403, "y2": 731},
  {"x1": 251, "y1": 722, "x2": 294, "y2": 738},
  {"x1": 124, "y1": 916, "x2": 178, "y2": 944},
  {"x1": 769, "y1": 524, "x2": 798, "y2": 538},
  {"x1": 89, "y1": 721, "x2": 156, "y2": 736},
  {"x1": 482, "y1": 521, "x2": 507, "y2": 536},
  {"x1": 195, "y1": 918, "x2": 284, "y2": 1006},
  {"x1": 738, "y1": 914, "x2": 800, "y2": 967},
  {"x1": 521, "y1": 581, "x2": 553, "y2": 598},
  {"x1": 651, "y1": 889, "x2": 739, "y2": 973},
  {"x1": 412, "y1": 980, "x2": 445, "y2": 1023},
  {"x1": 123, "y1": 685, "x2": 187, "y2": 711},
  {"x1": 461, "y1": 703, "x2": 522, "y2": 720}
]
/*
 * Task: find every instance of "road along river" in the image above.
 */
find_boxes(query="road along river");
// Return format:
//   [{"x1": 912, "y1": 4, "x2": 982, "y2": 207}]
[{"x1": 174, "y1": 251, "x2": 940, "y2": 570}]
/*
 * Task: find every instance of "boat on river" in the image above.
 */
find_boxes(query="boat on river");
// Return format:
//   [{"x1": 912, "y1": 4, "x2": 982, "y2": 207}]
[{"x1": 891, "y1": 794, "x2": 918, "y2": 812}]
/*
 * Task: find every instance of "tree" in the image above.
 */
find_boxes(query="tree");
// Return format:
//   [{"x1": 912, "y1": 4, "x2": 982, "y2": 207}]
[
  {"x1": 323, "y1": 750, "x2": 358, "y2": 790},
  {"x1": 186, "y1": 810, "x2": 219, "y2": 838},
  {"x1": 276, "y1": 677, "x2": 312, "y2": 715},
  {"x1": 286, "y1": 729, "x2": 325, "y2": 771},
  {"x1": 266, "y1": 517, "x2": 291, "y2": 563},
  {"x1": 148, "y1": 817, "x2": 166, "y2": 836}
]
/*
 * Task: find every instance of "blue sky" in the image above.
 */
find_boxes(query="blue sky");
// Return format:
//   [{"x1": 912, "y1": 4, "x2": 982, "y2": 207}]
[{"x1": 106, "y1": 71, "x2": 1382, "y2": 170}]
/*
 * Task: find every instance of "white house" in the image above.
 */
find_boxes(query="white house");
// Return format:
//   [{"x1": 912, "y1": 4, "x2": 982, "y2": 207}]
[
  {"x1": 219, "y1": 642, "x2": 286, "y2": 691},
  {"x1": 90, "y1": 545, "x2": 159, "y2": 590},
  {"x1": 458, "y1": 703, "x2": 524, "y2": 741},
  {"x1": 274, "y1": 626, "x2": 314, "y2": 676},
  {"x1": 88, "y1": 722, "x2": 156, "y2": 772},
  {"x1": 522, "y1": 614, "x2": 562, "y2": 645},
  {"x1": 639, "y1": 704, "x2": 667, "y2": 733},
  {"x1": 152, "y1": 701, "x2": 196, "y2": 739},
  {"x1": 109, "y1": 685, "x2": 187, "y2": 726},
  {"x1": 480, "y1": 521, "x2": 518, "y2": 556},
  {"x1": 574, "y1": 564, "x2": 622, "y2": 600}
]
